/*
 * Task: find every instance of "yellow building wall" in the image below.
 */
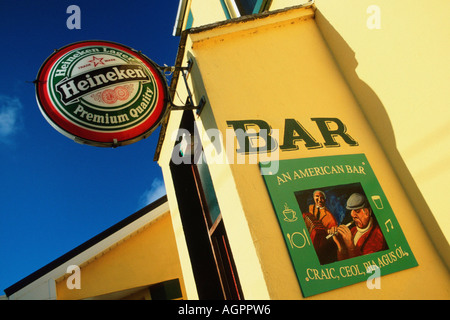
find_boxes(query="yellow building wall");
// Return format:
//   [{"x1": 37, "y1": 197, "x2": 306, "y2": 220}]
[
  {"x1": 181, "y1": 6, "x2": 449, "y2": 299},
  {"x1": 55, "y1": 212, "x2": 185, "y2": 300},
  {"x1": 313, "y1": 0, "x2": 450, "y2": 263},
  {"x1": 182, "y1": 0, "x2": 449, "y2": 264}
]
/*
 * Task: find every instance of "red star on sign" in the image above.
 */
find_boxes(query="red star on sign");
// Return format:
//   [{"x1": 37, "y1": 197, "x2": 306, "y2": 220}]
[{"x1": 88, "y1": 56, "x2": 104, "y2": 67}]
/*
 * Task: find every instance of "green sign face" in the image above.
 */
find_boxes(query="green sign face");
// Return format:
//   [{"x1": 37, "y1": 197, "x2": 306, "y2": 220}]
[{"x1": 261, "y1": 154, "x2": 417, "y2": 297}]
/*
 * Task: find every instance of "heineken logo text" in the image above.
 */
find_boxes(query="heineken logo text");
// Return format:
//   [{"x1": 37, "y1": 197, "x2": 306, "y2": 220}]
[{"x1": 56, "y1": 64, "x2": 150, "y2": 104}]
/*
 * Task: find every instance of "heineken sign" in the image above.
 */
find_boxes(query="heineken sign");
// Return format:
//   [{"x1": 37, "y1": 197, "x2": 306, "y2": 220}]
[{"x1": 36, "y1": 40, "x2": 169, "y2": 147}]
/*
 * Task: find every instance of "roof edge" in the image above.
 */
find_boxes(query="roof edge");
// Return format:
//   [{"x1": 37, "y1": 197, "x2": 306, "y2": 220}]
[
  {"x1": 4, "y1": 195, "x2": 168, "y2": 297},
  {"x1": 187, "y1": 1, "x2": 315, "y2": 36},
  {"x1": 153, "y1": 1, "x2": 315, "y2": 162}
]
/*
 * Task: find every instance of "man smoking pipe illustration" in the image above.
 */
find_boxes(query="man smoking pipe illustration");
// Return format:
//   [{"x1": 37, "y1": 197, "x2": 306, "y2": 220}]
[{"x1": 329, "y1": 193, "x2": 387, "y2": 260}]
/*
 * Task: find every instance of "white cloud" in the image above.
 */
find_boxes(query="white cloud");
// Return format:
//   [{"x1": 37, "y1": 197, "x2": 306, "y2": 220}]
[
  {"x1": 139, "y1": 178, "x2": 166, "y2": 207},
  {"x1": 0, "y1": 95, "x2": 23, "y2": 143}
]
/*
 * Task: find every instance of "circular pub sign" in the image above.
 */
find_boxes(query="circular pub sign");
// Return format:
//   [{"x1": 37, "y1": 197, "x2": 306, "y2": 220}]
[{"x1": 36, "y1": 40, "x2": 169, "y2": 147}]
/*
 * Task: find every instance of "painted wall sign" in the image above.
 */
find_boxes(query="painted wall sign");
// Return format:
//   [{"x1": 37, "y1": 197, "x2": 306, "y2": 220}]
[
  {"x1": 261, "y1": 154, "x2": 417, "y2": 297},
  {"x1": 227, "y1": 118, "x2": 359, "y2": 155},
  {"x1": 35, "y1": 40, "x2": 169, "y2": 147}
]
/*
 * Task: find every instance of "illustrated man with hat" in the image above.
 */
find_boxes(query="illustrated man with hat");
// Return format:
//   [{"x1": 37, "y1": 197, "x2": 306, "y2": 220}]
[{"x1": 330, "y1": 193, "x2": 387, "y2": 261}]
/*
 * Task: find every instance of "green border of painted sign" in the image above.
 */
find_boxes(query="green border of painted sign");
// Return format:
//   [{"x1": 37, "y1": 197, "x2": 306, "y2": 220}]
[{"x1": 260, "y1": 154, "x2": 418, "y2": 297}]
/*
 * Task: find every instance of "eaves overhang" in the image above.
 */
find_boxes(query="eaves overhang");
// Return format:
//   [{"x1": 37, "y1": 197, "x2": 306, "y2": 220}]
[
  {"x1": 4, "y1": 196, "x2": 168, "y2": 298},
  {"x1": 153, "y1": 1, "x2": 316, "y2": 162}
]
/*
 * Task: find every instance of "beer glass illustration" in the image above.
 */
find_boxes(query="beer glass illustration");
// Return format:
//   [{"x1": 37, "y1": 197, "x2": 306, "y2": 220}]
[{"x1": 371, "y1": 195, "x2": 384, "y2": 210}]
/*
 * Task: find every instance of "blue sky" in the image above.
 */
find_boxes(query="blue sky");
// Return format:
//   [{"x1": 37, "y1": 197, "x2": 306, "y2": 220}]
[{"x1": 0, "y1": 0, "x2": 180, "y2": 294}]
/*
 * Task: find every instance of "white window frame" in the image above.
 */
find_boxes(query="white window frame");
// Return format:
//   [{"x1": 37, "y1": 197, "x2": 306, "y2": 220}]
[{"x1": 224, "y1": 0, "x2": 242, "y2": 18}]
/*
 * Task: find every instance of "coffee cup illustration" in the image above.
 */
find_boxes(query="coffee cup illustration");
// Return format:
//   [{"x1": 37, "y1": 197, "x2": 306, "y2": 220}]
[{"x1": 282, "y1": 203, "x2": 297, "y2": 222}]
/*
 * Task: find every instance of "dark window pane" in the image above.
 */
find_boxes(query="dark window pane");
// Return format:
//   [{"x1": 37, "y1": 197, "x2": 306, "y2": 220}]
[
  {"x1": 197, "y1": 161, "x2": 221, "y2": 224},
  {"x1": 235, "y1": 0, "x2": 258, "y2": 15}
]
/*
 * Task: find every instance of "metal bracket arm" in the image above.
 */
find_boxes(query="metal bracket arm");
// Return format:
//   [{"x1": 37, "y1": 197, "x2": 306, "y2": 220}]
[{"x1": 161, "y1": 59, "x2": 206, "y2": 115}]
